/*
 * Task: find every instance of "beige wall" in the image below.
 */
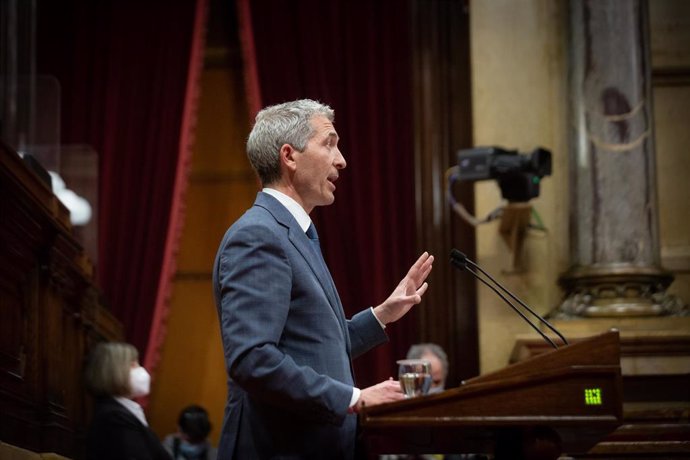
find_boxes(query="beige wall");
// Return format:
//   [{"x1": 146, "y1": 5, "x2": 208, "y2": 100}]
[
  {"x1": 146, "y1": 66, "x2": 254, "y2": 445},
  {"x1": 471, "y1": 0, "x2": 690, "y2": 373},
  {"x1": 651, "y1": 0, "x2": 690, "y2": 304},
  {"x1": 471, "y1": 0, "x2": 569, "y2": 373}
]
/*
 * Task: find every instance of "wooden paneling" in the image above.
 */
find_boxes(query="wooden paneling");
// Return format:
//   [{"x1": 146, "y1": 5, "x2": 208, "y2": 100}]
[
  {"x1": 0, "y1": 143, "x2": 122, "y2": 458},
  {"x1": 410, "y1": 0, "x2": 478, "y2": 385}
]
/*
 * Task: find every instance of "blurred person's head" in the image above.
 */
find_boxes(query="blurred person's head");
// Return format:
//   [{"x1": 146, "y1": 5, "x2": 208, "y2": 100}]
[
  {"x1": 178, "y1": 404, "x2": 212, "y2": 444},
  {"x1": 406, "y1": 343, "x2": 449, "y2": 393},
  {"x1": 84, "y1": 341, "x2": 150, "y2": 399}
]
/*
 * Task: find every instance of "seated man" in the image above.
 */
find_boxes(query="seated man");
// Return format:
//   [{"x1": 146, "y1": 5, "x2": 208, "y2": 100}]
[{"x1": 406, "y1": 343, "x2": 448, "y2": 394}]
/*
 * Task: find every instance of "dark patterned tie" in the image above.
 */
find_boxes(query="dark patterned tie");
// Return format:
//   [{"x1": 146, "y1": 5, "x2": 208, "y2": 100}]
[
  {"x1": 306, "y1": 223, "x2": 349, "y2": 350},
  {"x1": 306, "y1": 223, "x2": 337, "y2": 298},
  {"x1": 305, "y1": 223, "x2": 323, "y2": 257}
]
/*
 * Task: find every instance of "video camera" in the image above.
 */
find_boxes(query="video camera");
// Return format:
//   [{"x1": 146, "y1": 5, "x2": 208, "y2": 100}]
[{"x1": 456, "y1": 146, "x2": 552, "y2": 202}]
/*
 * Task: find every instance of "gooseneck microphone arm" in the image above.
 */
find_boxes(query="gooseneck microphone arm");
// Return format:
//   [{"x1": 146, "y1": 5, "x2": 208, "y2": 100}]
[
  {"x1": 450, "y1": 249, "x2": 568, "y2": 349},
  {"x1": 465, "y1": 264, "x2": 559, "y2": 349},
  {"x1": 463, "y1": 255, "x2": 569, "y2": 347}
]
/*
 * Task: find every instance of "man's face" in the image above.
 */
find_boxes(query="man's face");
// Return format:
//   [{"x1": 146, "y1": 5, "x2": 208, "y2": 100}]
[{"x1": 292, "y1": 115, "x2": 346, "y2": 212}]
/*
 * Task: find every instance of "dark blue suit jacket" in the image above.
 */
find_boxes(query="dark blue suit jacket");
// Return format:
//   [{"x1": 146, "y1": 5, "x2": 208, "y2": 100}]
[{"x1": 213, "y1": 192, "x2": 387, "y2": 459}]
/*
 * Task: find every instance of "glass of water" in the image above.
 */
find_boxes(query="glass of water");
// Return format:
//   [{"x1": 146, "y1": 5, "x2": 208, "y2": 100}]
[{"x1": 397, "y1": 359, "x2": 431, "y2": 398}]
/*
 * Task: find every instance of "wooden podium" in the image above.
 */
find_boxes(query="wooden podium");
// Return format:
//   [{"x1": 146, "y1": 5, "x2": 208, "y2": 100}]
[{"x1": 359, "y1": 330, "x2": 623, "y2": 459}]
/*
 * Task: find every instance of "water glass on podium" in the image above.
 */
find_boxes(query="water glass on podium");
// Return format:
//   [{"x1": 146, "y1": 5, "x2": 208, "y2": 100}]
[{"x1": 397, "y1": 359, "x2": 431, "y2": 398}]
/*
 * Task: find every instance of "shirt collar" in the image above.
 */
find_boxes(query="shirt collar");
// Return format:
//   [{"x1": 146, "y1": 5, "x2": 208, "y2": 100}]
[
  {"x1": 114, "y1": 396, "x2": 148, "y2": 426},
  {"x1": 263, "y1": 188, "x2": 312, "y2": 232}
]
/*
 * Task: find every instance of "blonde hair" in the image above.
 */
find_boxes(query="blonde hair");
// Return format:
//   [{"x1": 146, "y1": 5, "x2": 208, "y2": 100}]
[{"x1": 85, "y1": 342, "x2": 138, "y2": 397}]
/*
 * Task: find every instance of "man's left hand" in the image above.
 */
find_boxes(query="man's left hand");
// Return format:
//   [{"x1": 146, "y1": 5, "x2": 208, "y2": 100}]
[{"x1": 373, "y1": 251, "x2": 434, "y2": 325}]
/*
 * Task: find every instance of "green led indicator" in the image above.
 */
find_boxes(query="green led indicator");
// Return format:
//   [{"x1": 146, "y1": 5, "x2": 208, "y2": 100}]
[
  {"x1": 584, "y1": 388, "x2": 602, "y2": 405},
  {"x1": 532, "y1": 176, "x2": 540, "y2": 184}
]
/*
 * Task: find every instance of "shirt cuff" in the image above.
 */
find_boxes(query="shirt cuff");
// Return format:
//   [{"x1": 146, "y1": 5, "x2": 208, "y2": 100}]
[
  {"x1": 349, "y1": 387, "x2": 361, "y2": 408},
  {"x1": 370, "y1": 306, "x2": 386, "y2": 329}
]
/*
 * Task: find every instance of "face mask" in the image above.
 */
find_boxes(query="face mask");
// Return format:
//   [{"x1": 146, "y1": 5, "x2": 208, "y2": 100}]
[
  {"x1": 129, "y1": 366, "x2": 151, "y2": 397},
  {"x1": 179, "y1": 440, "x2": 207, "y2": 459}
]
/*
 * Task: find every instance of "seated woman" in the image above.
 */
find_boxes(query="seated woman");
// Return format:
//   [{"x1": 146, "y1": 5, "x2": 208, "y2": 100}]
[{"x1": 84, "y1": 341, "x2": 172, "y2": 460}]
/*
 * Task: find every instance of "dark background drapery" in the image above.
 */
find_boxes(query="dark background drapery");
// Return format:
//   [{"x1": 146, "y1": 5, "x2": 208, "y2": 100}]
[
  {"x1": 239, "y1": 0, "x2": 418, "y2": 387},
  {"x1": 36, "y1": 0, "x2": 203, "y2": 355}
]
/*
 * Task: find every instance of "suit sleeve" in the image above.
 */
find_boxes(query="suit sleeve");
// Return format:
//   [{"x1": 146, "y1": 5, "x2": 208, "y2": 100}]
[
  {"x1": 347, "y1": 309, "x2": 388, "y2": 359},
  {"x1": 216, "y1": 224, "x2": 353, "y2": 425}
]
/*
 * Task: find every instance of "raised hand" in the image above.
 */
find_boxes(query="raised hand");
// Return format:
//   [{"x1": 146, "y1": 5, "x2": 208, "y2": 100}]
[{"x1": 373, "y1": 252, "x2": 434, "y2": 326}]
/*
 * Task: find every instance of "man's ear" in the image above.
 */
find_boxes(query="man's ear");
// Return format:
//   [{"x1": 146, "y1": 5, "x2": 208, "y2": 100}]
[{"x1": 280, "y1": 143, "x2": 298, "y2": 173}]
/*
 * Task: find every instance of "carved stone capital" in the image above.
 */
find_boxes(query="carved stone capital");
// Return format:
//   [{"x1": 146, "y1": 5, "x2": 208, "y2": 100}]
[{"x1": 553, "y1": 265, "x2": 688, "y2": 318}]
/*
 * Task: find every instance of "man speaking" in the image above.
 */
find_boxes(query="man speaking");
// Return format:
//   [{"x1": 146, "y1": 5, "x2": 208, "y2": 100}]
[{"x1": 213, "y1": 99, "x2": 433, "y2": 459}]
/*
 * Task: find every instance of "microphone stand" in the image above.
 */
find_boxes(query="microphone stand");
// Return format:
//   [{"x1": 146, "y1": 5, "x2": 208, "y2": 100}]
[{"x1": 450, "y1": 249, "x2": 568, "y2": 349}]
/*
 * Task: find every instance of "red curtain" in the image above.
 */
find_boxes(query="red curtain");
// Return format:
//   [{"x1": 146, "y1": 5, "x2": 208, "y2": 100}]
[
  {"x1": 36, "y1": 0, "x2": 207, "y2": 357},
  {"x1": 238, "y1": 0, "x2": 418, "y2": 387}
]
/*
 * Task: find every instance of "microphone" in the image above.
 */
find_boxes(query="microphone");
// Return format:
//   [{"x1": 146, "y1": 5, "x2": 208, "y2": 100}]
[{"x1": 450, "y1": 249, "x2": 568, "y2": 349}]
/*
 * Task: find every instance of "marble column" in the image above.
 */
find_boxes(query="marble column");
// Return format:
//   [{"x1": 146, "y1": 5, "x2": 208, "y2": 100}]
[{"x1": 555, "y1": 0, "x2": 686, "y2": 317}]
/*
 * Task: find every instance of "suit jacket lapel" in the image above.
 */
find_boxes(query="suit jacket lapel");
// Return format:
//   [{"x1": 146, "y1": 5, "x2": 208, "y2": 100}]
[{"x1": 255, "y1": 193, "x2": 350, "y2": 347}]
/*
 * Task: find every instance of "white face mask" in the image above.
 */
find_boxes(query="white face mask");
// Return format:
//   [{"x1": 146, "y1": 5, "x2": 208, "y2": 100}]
[{"x1": 129, "y1": 365, "x2": 151, "y2": 398}]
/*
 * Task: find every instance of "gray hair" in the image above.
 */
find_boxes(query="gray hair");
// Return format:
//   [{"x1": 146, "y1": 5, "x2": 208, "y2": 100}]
[
  {"x1": 84, "y1": 342, "x2": 139, "y2": 397},
  {"x1": 246, "y1": 99, "x2": 335, "y2": 186},
  {"x1": 407, "y1": 343, "x2": 449, "y2": 377}
]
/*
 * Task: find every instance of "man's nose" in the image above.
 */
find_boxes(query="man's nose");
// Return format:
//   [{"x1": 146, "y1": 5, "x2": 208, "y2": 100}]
[{"x1": 335, "y1": 148, "x2": 347, "y2": 169}]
